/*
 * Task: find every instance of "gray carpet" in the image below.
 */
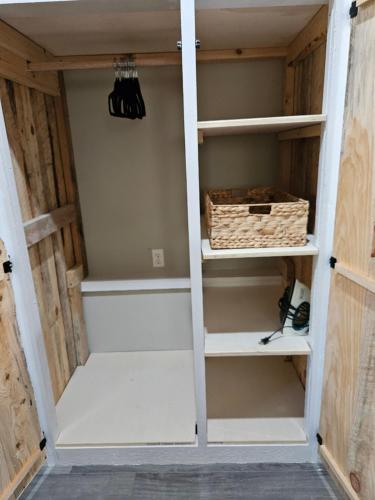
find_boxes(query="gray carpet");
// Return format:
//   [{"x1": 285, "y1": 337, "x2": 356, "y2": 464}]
[{"x1": 21, "y1": 463, "x2": 344, "y2": 500}]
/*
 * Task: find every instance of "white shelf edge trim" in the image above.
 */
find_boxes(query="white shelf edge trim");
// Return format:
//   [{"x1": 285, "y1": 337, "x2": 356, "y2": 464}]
[
  {"x1": 205, "y1": 331, "x2": 311, "y2": 357},
  {"x1": 202, "y1": 275, "x2": 283, "y2": 288},
  {"x1": 198, "y1": 114, "x2": 326, "y2": 137},
  {"x1": 202, "y1": 235, "x2": 318, "y2": 260},
  {"x1": 81, "y1": 277, "x2": 191, "y2": 293}
]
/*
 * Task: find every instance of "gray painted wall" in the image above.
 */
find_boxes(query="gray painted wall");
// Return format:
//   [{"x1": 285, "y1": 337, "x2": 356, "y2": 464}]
[
  {"x1": 65, "y1": 60, "x2": 283, "y2": 279},
  {"x1": 83, "y1": 291, "x2": 193, "y2": 352}
]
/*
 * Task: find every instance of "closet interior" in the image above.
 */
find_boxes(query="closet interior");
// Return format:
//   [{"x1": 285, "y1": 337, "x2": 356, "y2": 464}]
[{"x1": 0, "y1": 0, "x2": 329, "y2": 452}]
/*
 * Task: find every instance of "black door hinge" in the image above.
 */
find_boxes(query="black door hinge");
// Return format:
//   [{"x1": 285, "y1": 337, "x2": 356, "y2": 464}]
[
  {"x1": 195, "y1": 423, "x2": 198, "y2": 435},
  {"x1": 3, "y1": 260, "x2": 13, "y2": 274},
  {"x1": 329, "y1": 256, "x2": 337, "y2": 269},
  {"x1": 349, "y1": 1, "x2": 358, "y2": 18},
  {"x1": 39, "y1": 436, "x2": 47, "y2": 451},
  {"x1": 316, "y1": 433, "x2": 323, "y2": 445}
]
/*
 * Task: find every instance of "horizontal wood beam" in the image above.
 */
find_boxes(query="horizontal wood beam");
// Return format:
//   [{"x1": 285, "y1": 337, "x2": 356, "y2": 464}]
[
  {"x1": 287, "y1": 5, "x2": 328, "y2": 66},
  {"x1": 335, "y1": 262, "x2": 375, "y2": 295},
  {"x1": 24, "y1": 204, "x2": 77, "y2": 247},
  {"x1": 27, "y1": 47, "x2": 288, "y2": 72},
  {"x1": 278, "y1": 124, "x2": 321, "y2": 141},
  {"x1": 0, "y1": 19, "x2": 59, "y2": 95}
]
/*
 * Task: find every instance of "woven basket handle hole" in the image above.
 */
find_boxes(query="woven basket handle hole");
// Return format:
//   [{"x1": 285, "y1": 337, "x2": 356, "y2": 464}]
[{"x1": 249, "y1": 205, "x2": 272, "y2": 215}]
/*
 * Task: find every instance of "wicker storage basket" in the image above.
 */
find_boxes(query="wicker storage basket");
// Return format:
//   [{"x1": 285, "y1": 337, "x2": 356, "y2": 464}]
[{"x1": 205, "y1": 187, "x2": 309, "y2": 249}]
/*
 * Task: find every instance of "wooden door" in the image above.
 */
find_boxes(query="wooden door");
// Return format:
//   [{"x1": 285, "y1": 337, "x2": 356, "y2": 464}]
[
  {"x1": 0, "y1": 240, "x2": 44, "y2": 499},
  {"x1": 320, "y1": 1, "x2": 375, "y2": 499}
]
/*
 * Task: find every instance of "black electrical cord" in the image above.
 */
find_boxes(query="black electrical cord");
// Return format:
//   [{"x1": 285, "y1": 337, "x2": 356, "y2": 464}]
[{"x1": 259, "y1": 288, "x2": 310, "y2": 345}]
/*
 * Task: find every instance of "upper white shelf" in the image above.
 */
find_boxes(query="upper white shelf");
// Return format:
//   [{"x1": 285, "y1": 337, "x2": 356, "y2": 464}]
[
  {"x1": 201, "y1": 235, "x2": 319, "y2": 260},
  {"x1": 197, "y1": 113, "x2": 326, "y2": 138}
]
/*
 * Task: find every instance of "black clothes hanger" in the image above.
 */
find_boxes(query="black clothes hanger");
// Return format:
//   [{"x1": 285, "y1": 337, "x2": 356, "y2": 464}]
[{"x1": 108, "y1": 59, "x2": 146, "y2": 119}]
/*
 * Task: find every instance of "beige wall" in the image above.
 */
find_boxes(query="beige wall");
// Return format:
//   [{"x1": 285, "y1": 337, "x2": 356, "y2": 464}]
[{"x1": 65, "y1": 59, "x2": 283, "y2": 279}]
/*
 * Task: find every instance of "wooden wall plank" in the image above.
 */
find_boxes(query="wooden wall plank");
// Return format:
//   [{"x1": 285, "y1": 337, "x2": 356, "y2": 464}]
[
  {"x1": 0, "y1": 240, "x2": 44, "y2": 499},
  {"x1": 66, "y1": 264, "x2": 87, "y2": 365},
  {"x1": 54, "y1": 74, "x2": 87, "y2": 273},
  {"x1": 0, "y1": 77, "x2": 89, "y2": 402}
]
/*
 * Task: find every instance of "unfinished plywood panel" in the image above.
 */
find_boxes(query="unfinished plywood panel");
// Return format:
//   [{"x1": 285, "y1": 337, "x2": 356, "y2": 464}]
[
  {"x1": 320, "y1": 3, "x2": 375, "y2": 498},
  {"x1": 0, "y1": 77, "x2": 88, "y2": 402},
  {"x1": 204, "y1": 284, "x2": 282, "y2": 333},
  {"x1": 0, "y1": 240, "x2": 44, "y2": 500},
  {"x1": 56, "y1": 351, "x2": 196, "y2": 446},
  {"x1": 206, "y1": 357, "x2": 305, "y2": 419}
]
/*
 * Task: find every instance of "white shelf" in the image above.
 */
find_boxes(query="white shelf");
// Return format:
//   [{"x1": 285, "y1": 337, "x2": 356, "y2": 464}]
[
  {"x1": 198, "y1": 113, "x2": 326, "y2": 138},
  {"x1": 205, "y1": 331, "x2": 311, "y2": 357},
  {"x1": 202, "y1": 235, "x2": 318, "y2": 260},
  {"x1": 56, "y1": 351, "x2": 196, "y2": 446},
  {"x1": 207, "y1": 417, "x2": 306, "y2": 444},
  {"x1": 204, "y1": 282, "x2": 311, "y2": 356}
]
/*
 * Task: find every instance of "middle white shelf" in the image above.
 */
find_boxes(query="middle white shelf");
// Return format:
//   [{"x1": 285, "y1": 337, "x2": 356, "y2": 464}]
[
  {"x1": 203, "y1": 278, "x2": 311, "y2": 357},
  {"x1": 202, "y1": 234, "x2": 319, "y2": 260}
]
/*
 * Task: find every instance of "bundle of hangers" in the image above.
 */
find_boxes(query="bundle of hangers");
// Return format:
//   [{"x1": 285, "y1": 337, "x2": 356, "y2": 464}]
[{"x1": 108, "y1": 59, "x2": 146, "y2": 119}]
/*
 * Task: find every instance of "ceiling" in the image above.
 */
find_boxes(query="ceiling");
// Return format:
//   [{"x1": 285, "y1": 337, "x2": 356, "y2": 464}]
[{"x1": 0, "y1": 1, "x2": 325, "y2": 55}]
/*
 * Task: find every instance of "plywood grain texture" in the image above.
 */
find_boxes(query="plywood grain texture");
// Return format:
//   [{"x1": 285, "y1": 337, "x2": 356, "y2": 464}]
[
  {"x1": 0, "y1": 240, "x2": 44, "y2": 499},
  {"x1": 320, "y1": 2, "x2": 375, "y2": 498},
  {"x1": 0, "y1": 77, "x2": 88, "y2": 402}
]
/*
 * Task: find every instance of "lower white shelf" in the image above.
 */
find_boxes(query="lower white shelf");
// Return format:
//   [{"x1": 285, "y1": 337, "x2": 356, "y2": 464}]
[
  {"x1": 205, "y1": 331, "x2": 311, "y2": 357},
  {"x1": 56, "y1": 351, "x2": 196, "y2": 446},
  {"x1": 206, "y1": 356, "x2": 306, "y2": 443},
  {"x1": 207, "y1": 417, "x2": 306, "y2": 444}
]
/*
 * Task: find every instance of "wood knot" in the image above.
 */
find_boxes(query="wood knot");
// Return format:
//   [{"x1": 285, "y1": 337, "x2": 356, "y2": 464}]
[
  {"x1": 16, "y1": 442, "x2": 21, "y2": 450},
  {"x1": 350, "y1": 472, "x2": 361, "y2": 493},
  {"x1": 236, "y1": 48, "x2": 242, "y2": 55},
  {"x1": 5, "y1": 373, "x2": 10, "y2": 381},
  {"x1": 55, "y1": 306, "x2": 59, "y2": 317},
  {"x1": 30, "y1": 125, "x2": 35, "y2": 135}
]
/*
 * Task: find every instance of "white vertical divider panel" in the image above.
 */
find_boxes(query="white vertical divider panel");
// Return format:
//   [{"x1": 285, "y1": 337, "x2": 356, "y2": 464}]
[
  {"x1": 304, "y1": 0, "x2": 352, "y2": 460},
  {"x1": 0, "y1": 101, "x2": 58, "y2": 464},
  {"x1": 180, "y1": 0, "x2": 207, "y2": 444}
]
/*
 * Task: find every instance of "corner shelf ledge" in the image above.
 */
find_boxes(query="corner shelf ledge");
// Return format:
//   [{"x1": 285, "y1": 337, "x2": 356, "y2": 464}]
[
  {"x1": 201, "y1": 235, "x2": 318, "y2": 260},
  {"x1": 205, "y1": 331, "x2": 311, "y2": 357},
  {"x1": 81, "y1": 277, "x2": 191, "y2": 293},
  {"x1": 207, "y1": 418, "x2": 306, "y2": 444},
  {"x1": 198, "y1": 113, "x2": 326, "y2": 139}
]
